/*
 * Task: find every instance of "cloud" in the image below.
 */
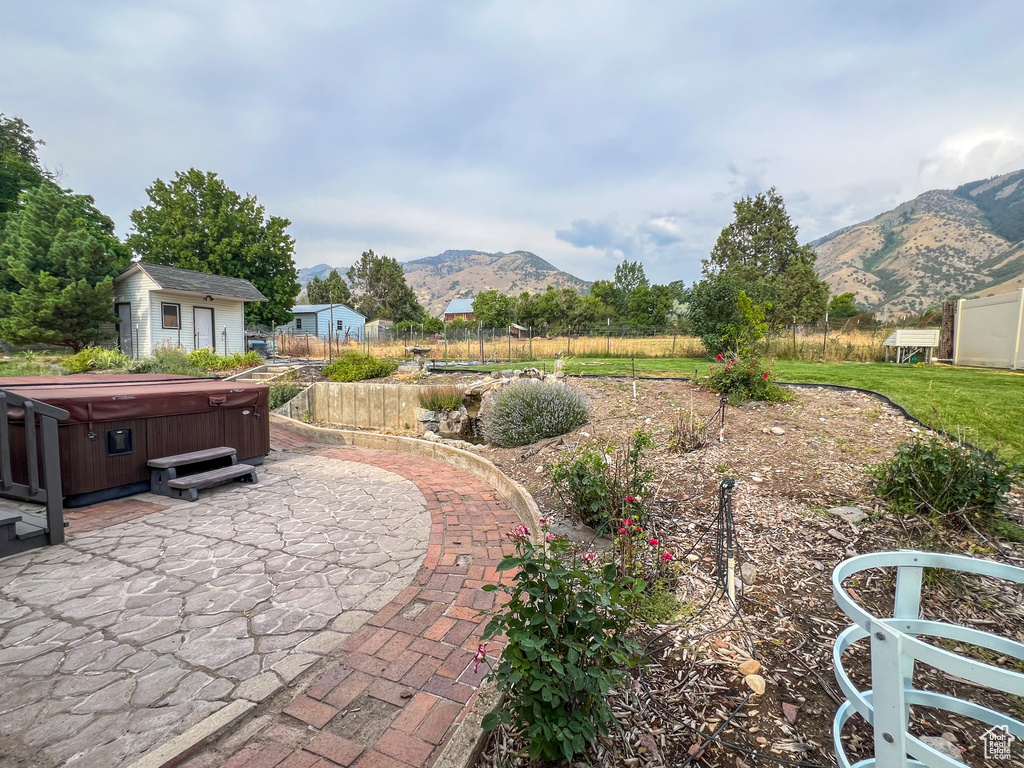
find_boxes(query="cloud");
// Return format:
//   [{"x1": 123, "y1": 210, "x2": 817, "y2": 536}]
[{"x1": 3, "y1": 0, "x2": 1024, "y2": 290}]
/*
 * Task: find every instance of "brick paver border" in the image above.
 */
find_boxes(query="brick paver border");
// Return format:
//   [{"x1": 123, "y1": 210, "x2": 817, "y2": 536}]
[{"x1": 191, "y1": 426, "x2": 520, "y2": 768}]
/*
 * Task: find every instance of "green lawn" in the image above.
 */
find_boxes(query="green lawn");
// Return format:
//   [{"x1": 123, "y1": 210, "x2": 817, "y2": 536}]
[{"x1": 446, "y1": 358, "x2": 1024, "y2": 461}]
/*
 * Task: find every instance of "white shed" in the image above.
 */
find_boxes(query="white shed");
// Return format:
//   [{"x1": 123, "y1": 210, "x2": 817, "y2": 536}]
[{"x1": 113, "y1": 263, "x2": 267, "y2": 358}]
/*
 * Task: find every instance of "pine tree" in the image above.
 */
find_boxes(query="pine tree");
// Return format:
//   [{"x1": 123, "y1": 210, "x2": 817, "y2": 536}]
[
  {"x1": 346, "y1": 250, "x2": 424, "y2": 322},
  {"x1": 0, "y1": 185, "x2": 130, "y2": 350},
  {"x1": 306, "y1": 269, "x2": 352, "y2": 306}
]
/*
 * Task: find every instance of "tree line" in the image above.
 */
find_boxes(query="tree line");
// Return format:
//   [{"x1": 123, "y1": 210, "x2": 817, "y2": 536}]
[{"x1": 1, "y1": 111, "x2": 864, "y2": 353}]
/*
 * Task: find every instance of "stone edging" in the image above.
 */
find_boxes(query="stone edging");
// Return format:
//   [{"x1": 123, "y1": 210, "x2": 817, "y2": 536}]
[{"x1": 269, "y1": 413, "x2": 543, "y2": 538}]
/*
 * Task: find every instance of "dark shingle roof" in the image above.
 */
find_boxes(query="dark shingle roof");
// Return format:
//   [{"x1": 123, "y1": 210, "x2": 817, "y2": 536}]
[{"x1": 128, "y1": 263, "x2": 267, "y2": 301}]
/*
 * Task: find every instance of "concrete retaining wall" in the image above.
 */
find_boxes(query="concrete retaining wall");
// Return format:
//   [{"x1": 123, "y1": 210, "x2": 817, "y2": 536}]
[{"x1": 275, "y1": 381, "x2": 423, "y2": 432}]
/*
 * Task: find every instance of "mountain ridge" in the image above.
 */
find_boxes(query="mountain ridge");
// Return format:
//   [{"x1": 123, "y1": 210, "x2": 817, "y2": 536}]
[
  {"x1": 812, "y1": 169, "x2": 1024, "y2": 313},
  {"x1": 297, "y1": 249, "x2": 590, "y2": 315}
]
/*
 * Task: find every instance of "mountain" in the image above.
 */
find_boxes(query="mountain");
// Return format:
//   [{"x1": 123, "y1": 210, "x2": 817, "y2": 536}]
[
  {"x1": 812, "y1": 169, "x2": 1024, "y2": 313},
  {"x1": 402, "y1": 250, "x2": 590, "y2": 314},
  {"x1": 297, "y1": 250, "x2": 590, "y2": 315}
]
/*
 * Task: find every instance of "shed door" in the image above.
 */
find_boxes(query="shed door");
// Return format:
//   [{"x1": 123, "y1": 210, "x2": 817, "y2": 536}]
[
  {"x1": 194, "y1": 307, "x2": 214, "y2": 351},
  {"x1": 115, "y1": 303, "x2": 133, "y2": 357}
]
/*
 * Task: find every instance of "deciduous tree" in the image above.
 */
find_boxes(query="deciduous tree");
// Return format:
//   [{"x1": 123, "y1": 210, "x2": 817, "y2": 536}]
[
  {"x1": 127, "y1": 169, "x2": 300, "y2": 326},
  {"x1": 472, "y1": 290, "x2": 515, "y2": 328}
]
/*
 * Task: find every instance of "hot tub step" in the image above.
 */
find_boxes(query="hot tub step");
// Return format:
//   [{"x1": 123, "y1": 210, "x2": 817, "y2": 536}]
[
  {"x1": 147, "y1": 446, "x2": 237, "y2": 470},
  {"x1": 164, "y1": 464, "x2": 258, "y2": 502}
]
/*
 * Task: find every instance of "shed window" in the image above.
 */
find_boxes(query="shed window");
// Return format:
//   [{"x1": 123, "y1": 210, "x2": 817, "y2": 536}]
[
  {"x1": 295, "y1": 318, "x2": 303, "y2": 329},
  {"x1": 337, "y1": 320, "x2": 344, "y2": 331},
  {"x1": 161, "y1": 303, "x2": 181, "y2": 329}
]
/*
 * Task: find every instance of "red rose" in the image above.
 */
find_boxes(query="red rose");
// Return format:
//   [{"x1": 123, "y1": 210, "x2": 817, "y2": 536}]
[{"x1": 762, "y1": 372, "x2": 769, "y2": 380}]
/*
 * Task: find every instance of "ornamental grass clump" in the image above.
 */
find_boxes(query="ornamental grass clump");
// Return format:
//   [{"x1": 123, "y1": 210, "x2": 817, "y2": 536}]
[
  {"x1": 418, "y1": 384, "x2": 463, "y2": 413},
  {"x1": 62, "y1": 346, "x2": 135, "y2": 373},
  {"x1": 479, "y1": 523, "x2": 644, "y2": 763},
  {"x1": 871, "y1": 434, "x2": 1024, "y2": 540},
  {"x1": 321, "y1": 352, "x2": 398, "y2": 382},
  {"x1": 481, "y1": 381, "x2": 588, "y2": 447}
]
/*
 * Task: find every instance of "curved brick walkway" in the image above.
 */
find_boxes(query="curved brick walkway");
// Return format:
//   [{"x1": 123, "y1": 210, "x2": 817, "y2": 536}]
[{"x1": 186, "y1": 427, "x2": 521, "y2": 768}]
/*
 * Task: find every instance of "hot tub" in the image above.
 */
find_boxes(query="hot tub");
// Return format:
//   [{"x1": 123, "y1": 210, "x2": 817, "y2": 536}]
[{"x1": 0, "y1": 374, "x2": 270, "y2": 506}]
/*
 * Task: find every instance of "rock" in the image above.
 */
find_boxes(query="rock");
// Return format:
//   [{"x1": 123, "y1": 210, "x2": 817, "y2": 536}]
[
  {"x1": 513, "y1": 369, "x2": 523, "y2": 377},
  {"x1": 920, "y1": 736, "x2": 960, "y2": 761},
  {"x1": 828, "y1": 505, "x2": 867, "y2": 523},
  {"x1": 741, "y1": 401, "x2": 768, "y2": 410},
  {"x1": 500, "y1": 369, "x2": 515, "y2": 378},
  {"x1": 553, "y1": 371, "x2": 565, "y2": 378},
  {"x1": 738, "y1": 659, "x2": 761, "y2": 675},
  {"x1": 744, "y1": 674, "x2": 766, "y2": 695},
  {"x1": 740, "y1": 563, "x2": 757, "y2": 584},
  {"x1": 686, "y1": 554, "x2": 700, "y2": 562},
  {"x1": 827, "y1": 528, "x2": 849, "y2": 543},
  {"x1": 417, "y1": 409, "x2": 439, "y2": 422},
  {"x1": 782, "y1": 702, "x2": 799, "y2": 724},
  {"x1": 770, "y1": 426, "x2": 785, "y2": 436}
]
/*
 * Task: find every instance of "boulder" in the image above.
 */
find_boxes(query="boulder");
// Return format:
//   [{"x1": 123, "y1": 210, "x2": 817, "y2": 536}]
[{"x1": 828, "y1": 505, "x2": 868, "y2": 523}]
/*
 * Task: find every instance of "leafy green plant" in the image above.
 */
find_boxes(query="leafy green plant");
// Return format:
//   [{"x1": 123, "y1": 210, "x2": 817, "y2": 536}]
[
  {"x1": 481, "y1": 381, "x2": 589, "y2": 448},
  {"x1": 321, "y1": 352, "x2": 398, "y2": 382},
  {"x1": 418, "y1": 384, "x2": 463, "y2": 413},
  {"x1": 269, "y1": 381, "x2": 302, "y2": 409},
  {"x1": 61, "y1": 346, "x2": 135, "y2": 373},
  {"x1": 703, "y1": 352, "x2": 791, "y2": 404},
  {"x1": 549, "y1": 430, "x2": 654, "y2": 529},
  {"x1": 186, "y1": 349, "x2": 262, "y2": 371},
  {"x1": 480, "y1": 525, "x2": 644, "y2": 763},
  {"x1": 135, "y1": 346, "x2": 206, "y2": 376},
  {"x1": 870, "y1": 435, "x2": 1023, "y2": 540}
]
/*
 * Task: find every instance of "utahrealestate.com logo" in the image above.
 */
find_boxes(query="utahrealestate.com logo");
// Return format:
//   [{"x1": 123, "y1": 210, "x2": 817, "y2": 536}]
[{"x1": 981, "y1": 725, "x2": 1016, "y2": 761}]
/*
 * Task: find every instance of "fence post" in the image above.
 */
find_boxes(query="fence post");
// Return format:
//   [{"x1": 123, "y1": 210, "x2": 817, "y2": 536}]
[
  {"x1": 792, "y1": 318, "x2": 797, "y2": 356},
  {"x1": 672, "y1": 332, "x2": 676, "y2": 356},
  {"x1": 529, "y1": 326, "x2": 533, "y2": 360},
  {"x1": 508, "y1": 326, "x2": 512, "y2": 362},
  {"x1": 821, "y1": 313, "x2": 829, "y2": 358},
  {"x1": 478, "y1": 322, "x2": 484, "y2": 361},
  {"x1": 1013, "y1": 289, "x2": 1024, "y2": 371}
]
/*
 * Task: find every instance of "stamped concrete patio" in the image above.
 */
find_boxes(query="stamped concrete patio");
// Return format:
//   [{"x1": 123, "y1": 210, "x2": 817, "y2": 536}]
[{"x1": 0, "y1": 444, "x2": 434, "y2": 768}]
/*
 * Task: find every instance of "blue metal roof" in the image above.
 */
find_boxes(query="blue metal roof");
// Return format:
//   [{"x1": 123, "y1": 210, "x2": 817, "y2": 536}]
[
  {"x1": 291, "y1": 304, "x2": 365, "y2": 318},
  {"x1": 443, "y1": 298, "x2": 475, "y2": 314}
]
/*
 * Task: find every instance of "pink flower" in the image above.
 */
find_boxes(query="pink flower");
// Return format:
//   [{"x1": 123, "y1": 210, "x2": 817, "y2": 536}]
[
  {"x1": 506, "y1": 524, "x2": 531, "y2": 542},
  {"x1": 618, "y1": 527, "x2": 627, "y2": 535},
  {"x1": 624, "y1": 497, "x2": 637, "y2": 504},
  {"x1": 625, "y1": 518, "x2": 633, "y2": 526},
  {"x1": 648, "y1": 538, "x2": 659, "y2": 547},
  {"x1": 539, "y1": 518, "x2": 548, "y2": 525},
  {"x1": 662, "y1": 552, "x2": 673, "y2": 561},
  {"x1": 473, "y1": 643, "x2": 487, "y2": 674},
  {"x1": 580, "y1": 552, "x2": 597, "y2": 564},
  {"x1": 546, "y1": 532, "x2": 557, "y2": 542}
]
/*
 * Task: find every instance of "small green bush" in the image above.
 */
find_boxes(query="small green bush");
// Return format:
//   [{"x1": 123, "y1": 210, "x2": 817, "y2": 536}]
[
  {"x1": 871, "y1": 435, "x2": 1023, "y2": 540},
  {"x1": 322, "y1": 352, "x2": 399, "y2": 382},
  {"x1": 549, "y1": 430, "x2": 654, "y2": 529},
  {"x1": 186, "y1": 349, "x2": 263, "y2": 371},
  {"x1": 136, "y1": 346, "x2": 206, "y2": 376},
  {"x1": 418, "y1": 384, "x2": 463, "y2": 413},
  {"x1": 703, "y1": 353, "x2": 791, "y2": 404},
  {"x1": 62, "y1": 347, "x2": 135, "y2": 374},
  {"x1": 481, "y1": 381, "x2": 588, "y2": 447},
  {"x1": 269, "y1": 381, "x2": 303, "y2": 409},
  {"x1": 480, "y1": 526, "x2": 643, "y2": 763}
]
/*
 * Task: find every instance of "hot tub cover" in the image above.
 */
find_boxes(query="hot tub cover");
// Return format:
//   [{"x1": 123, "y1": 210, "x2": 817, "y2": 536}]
[{"x1": 0, "y1": 375, "x2": 268, "y2": 423}]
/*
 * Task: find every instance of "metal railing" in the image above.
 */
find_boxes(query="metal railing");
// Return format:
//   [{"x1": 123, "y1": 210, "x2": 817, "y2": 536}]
[
  {"x1": 832, "y1": 551, "x2": 1024, "y2": 767},
  {"x1": 0, "y1": 388, "x2": 68, "y2": 545}
]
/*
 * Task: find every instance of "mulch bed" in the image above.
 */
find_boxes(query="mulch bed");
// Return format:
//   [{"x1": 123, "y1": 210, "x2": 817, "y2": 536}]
[{"x1": 460, "y1": 376, "x2": 1024, "y2": 767}]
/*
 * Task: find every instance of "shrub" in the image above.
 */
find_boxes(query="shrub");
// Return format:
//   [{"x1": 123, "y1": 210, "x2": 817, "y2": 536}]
[
  {"x1": 668, "y1": 408, "x2": 712, "y2": 453},
  {"x1": 480, "y1": 525, "x2": 643, "y2": 763},
  {"x1": 186, "y1": 349, "x2": 263, "y2": 371},
  {"x1": 418, "y1": 384, "x2": 463, "y2": 413},
  {"x1": 549, "y1": 430, "x2": 654, "y2": 529},
  {"x1": 269, "y1": 381, "x2": 302, "y2": 409},
  {"x1": 321, "y1": 352, "x2": 399, "y2": 382},
  {"x1": 136, "y1": 346, "x2": 206, "y2": 376},
  {"x1": 481, "y1": 381, "x2": 588, "y2": 447},
  {"x1": 62, "y1": 347, "x2": 134, "y2": 373},
  {"x1": 871, "y1": 435, "x2": 1024, "y2": 540},
  {"x1": 703, "y1": 352, "x2": 791, "y2": 404}
]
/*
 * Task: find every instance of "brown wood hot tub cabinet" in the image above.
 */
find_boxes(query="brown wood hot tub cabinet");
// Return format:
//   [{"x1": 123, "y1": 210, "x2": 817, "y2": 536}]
[{"x1": 0, "y1": 375, "x2": 271, "y2": 506}]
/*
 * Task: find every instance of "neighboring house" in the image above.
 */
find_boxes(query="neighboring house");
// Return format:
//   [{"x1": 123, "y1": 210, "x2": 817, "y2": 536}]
[
  {"x1": 364, "y1": 319, "x2": 394, "y2": 341},
  {"x1": 443, "y1": 298, "x2": 475, "y2": 323},
  {"x1": 113, "y1": 262, "x2": 267, "y2": 359},
  {"x1": 279, "y1": 304, "x2": 366, "y2": 342}
]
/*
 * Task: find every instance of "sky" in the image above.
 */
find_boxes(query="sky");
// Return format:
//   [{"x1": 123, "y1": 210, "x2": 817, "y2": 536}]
[{"x1": 3, "y1": 1, "x2": 1024, "y2": 285}]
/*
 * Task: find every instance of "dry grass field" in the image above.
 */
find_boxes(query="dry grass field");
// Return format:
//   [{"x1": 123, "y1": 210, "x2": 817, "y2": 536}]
[{"x1": 274, "y1": 325, "x2": 888, "y2": 363}]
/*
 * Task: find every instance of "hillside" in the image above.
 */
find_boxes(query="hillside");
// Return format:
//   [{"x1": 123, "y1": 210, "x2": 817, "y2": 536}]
[
  {"x1": 299, "y1": 250, "x2": 590, "y2": 315},
  {"x1": 812, "y1": 169, "x2": 1024, "y2": 313}
]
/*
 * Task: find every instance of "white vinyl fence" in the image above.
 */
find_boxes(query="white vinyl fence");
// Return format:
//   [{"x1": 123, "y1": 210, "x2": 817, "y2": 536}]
[{"x1": 954, "y1": 289, "x2": 1024, "y2": 369}]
